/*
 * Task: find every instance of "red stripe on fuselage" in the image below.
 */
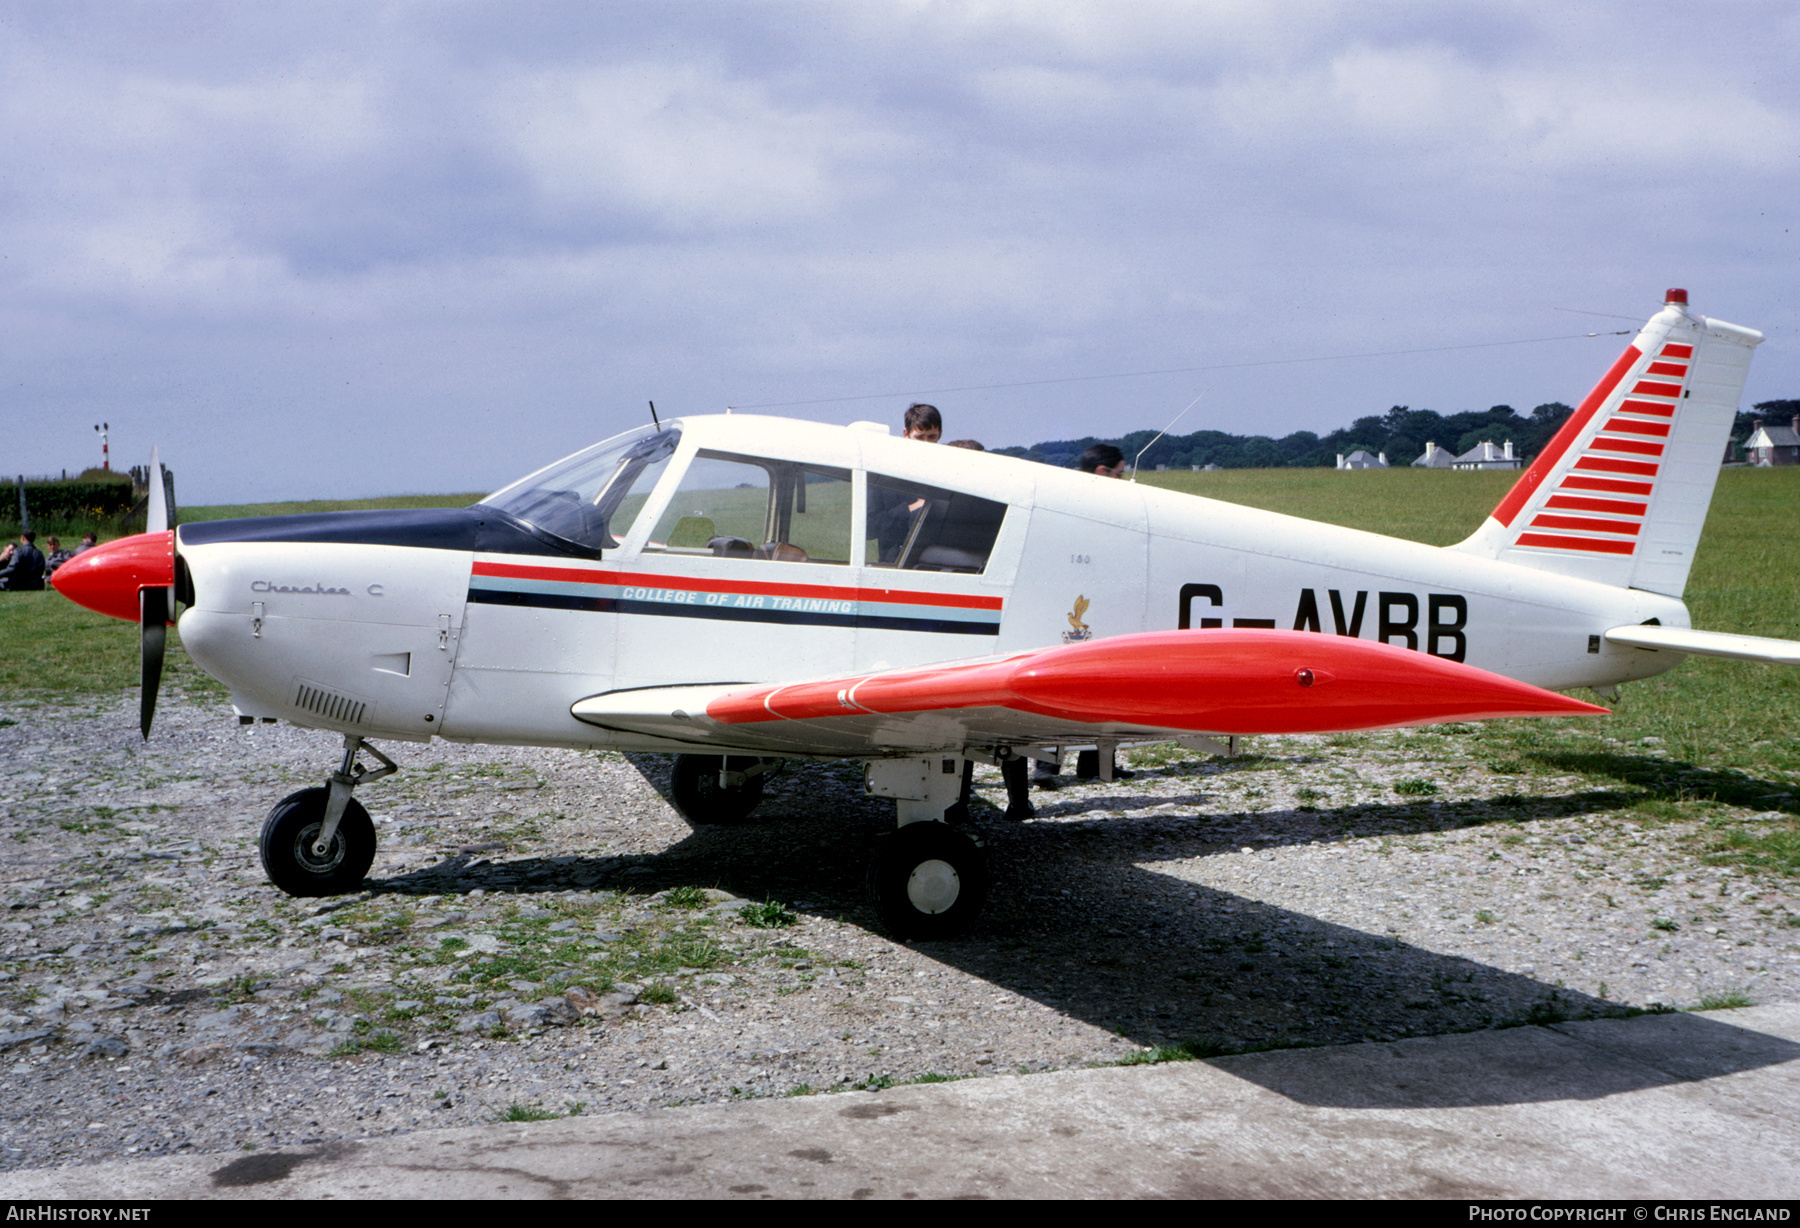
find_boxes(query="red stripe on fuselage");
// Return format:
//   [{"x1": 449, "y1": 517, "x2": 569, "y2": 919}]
[{"x1": 469, "y1": 560, "x2": 1005, "y2": 611}]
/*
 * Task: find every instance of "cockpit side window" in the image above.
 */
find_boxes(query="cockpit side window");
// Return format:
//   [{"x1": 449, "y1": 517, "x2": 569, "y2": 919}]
[
  {"x1": 643, "y1": 450, "x2": 852, "y2": 564},
  {"x1": 479, "y1": 427, "x2": 678, "y2": 551},
  {"x1": 866, "y1": 475, "x2": 1006, "y2": 573}
]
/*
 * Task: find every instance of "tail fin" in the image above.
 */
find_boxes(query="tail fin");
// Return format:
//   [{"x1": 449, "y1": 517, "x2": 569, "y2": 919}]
[{"x1": 1454, "y1": 289, "x2": 1762, "y2": 597}]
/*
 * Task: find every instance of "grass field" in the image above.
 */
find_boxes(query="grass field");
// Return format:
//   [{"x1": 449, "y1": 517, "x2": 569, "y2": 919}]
[{"x1": 4, "y1": 471, "x2": 1798, "y2": 873}]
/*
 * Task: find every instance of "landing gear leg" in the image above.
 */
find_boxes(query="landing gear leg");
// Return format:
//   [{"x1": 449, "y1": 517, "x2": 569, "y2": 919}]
[
  {"x1": 258, "y1": 735, "x2": 397, "y2": 898},
  {"x1": 863, "y1": 755, "x2": 990, "y2": 938},
  {"x1": 669, "y1": 754, "x2": 781, "y2": 825}
]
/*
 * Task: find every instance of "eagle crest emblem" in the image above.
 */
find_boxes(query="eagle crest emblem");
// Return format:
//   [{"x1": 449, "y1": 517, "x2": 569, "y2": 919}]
[{"x1": 1063, "y1": 595, "x2": 1092, "y2": 643}]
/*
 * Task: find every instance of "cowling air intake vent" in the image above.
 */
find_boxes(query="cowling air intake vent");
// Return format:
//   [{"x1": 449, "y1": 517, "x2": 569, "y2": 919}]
[{"x1": 294, "y1": 681, "x2": 368, "y2": 727}]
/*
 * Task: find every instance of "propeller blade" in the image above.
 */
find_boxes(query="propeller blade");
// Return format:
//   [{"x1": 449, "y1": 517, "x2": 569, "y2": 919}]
[
  {"x1": 146, "y1": 448, "x2": 169, "y2": 535},
  {"x1": 140, "y1": 585, "x2": 168, "y2": 739}
]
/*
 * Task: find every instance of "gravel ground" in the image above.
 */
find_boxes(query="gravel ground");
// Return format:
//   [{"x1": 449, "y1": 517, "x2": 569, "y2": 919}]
[{"x1": 1, "y1": 691, "x2": 1796, "y2": 1172}]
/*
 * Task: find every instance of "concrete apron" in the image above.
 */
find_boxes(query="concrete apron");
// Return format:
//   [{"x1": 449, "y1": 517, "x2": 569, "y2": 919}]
[{"x1": 4, "y1": 1003, "x2": 1797, "y2": 1200}]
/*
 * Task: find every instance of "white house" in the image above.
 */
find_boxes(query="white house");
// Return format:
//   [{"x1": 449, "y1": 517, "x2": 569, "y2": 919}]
[{"x1": 1451, "y1": 440, "x2": 1522, "y2": 471}]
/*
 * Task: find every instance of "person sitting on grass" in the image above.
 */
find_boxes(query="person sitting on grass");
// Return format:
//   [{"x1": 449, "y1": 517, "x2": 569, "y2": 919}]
[
  {"x1": 0, "y1": 531, "x2": 47, "y2": 591},
  {"x1": 44, "y1": 536, "x2": 74, "y2": 575}
]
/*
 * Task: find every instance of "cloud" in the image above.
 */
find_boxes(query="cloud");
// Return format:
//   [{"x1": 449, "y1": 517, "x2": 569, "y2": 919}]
[
  {"x1": 497, "y1": 60, "x2": 891, "y2": 231},
  {"x1": 0, "y1": 2, "x2": 1795, "y2": 500}
]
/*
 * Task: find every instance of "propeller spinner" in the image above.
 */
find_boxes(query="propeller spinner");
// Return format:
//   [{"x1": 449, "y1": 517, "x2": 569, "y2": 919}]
[{"x1": 50, "y1": 450, "x2": 176, "y2": 737}]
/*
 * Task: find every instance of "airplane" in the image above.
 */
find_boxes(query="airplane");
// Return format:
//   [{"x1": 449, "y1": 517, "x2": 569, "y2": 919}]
[{"x1": 52, "y1": 288, "x2": 1794, "y2": 939}]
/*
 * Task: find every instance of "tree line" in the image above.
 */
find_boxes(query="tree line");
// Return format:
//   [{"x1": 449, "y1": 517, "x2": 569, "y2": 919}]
[{"x1": 995, "y1": 399, "x2": 1800, "y2": 470}]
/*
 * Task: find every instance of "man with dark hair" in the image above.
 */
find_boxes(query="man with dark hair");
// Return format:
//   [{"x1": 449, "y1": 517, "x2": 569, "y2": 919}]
[
  {"x1": 0, "y1": 531, "x2": 46, "y2": 591},
  {"x1": 945, "y1": 439, "x2": 984, "y2": 451},
  {"x1": 903, "y1": 403, "x2": 942, "y2": 442},
  {"x1": 873, "y1": 404, "x2": 946, "y2": 562},
  {"x1": 1078, "y1": 443, "x2": 1126, "y2": 478}
]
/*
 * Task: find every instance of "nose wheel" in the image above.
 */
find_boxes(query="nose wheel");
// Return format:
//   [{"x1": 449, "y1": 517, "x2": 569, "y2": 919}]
[
  {"x1": 259, "y1": 788, "x2": 376, "y2": 897},
  {"x1": 869, "y1": 821, "x2": 988, "y2": 940},
  {"x1": 258, "y1": 734, "x2": 395, "y2": 898}
]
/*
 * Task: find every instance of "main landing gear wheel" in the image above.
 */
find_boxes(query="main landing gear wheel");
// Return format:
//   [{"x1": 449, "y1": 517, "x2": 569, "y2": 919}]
[
  {"x1": 670, "y1": 754, "x2": 769, "y2": 825},
  {"x1": 259, "y1": 787, "x2": 376, "y2": 898},
  {"x1": 869, "y1": 822, "x2": 988, "y2": 940}
]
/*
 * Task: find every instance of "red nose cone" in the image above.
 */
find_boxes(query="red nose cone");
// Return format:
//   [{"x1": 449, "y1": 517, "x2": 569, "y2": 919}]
[{"x1": 51, "y1": 531, "x2": 175, "y2": 622}]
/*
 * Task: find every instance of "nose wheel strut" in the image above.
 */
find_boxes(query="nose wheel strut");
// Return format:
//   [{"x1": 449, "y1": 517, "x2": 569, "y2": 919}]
[
  {"x1": 259, "y1": 735, "x2": 397, "y2": 898},
  {"x1": 313, "y1": 736, "x2": 398, "y2": 857}
]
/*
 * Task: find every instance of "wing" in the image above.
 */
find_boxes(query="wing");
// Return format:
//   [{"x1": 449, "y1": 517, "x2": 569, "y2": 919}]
[{"x1": 571, "y1": 629, "x2": 1605, "y2": 757}]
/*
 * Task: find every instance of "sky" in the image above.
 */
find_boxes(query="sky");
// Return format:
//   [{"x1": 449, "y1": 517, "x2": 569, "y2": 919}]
[{"x1": 3, "y1": 1, "x2": 1798, "y2": 503}]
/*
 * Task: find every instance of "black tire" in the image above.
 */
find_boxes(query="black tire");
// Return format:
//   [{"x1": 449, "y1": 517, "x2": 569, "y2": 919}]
[
  {"x1": 868, "y1": 822, "x2": 988, "y2": 940},
  {"x1": 669, "y1": 755, "x2": 767, "y2": 825},
  {"x1": 258, "y1": 787, "x2": 376, "y2": 898}
]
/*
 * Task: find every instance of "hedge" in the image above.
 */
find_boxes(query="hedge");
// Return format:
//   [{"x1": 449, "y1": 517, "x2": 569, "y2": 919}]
[{"x1": 4, "y1": 480, "x2": 139, "y2": 521}]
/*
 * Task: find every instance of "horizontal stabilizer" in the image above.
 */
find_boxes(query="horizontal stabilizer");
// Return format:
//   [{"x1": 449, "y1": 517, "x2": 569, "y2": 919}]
[{"x1": 1602, "y1": 625, "x2": 1800, "y2": 667}]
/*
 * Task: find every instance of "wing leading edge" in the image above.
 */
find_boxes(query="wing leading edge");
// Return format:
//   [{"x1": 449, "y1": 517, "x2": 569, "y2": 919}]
[{"x1": 571, "y1": 630, "x2": 1605, "y2": 756}]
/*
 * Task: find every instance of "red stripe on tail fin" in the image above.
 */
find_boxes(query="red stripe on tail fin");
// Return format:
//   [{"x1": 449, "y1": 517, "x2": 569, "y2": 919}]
[{"x1": 1492, "y1": 345, "x2": 1640, "y2": 528}]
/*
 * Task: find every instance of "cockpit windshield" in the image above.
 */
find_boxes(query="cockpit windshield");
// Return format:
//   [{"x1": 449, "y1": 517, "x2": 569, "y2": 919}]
[{"x1": 478, "y1": 426, "x2": 680, "y2": 550}]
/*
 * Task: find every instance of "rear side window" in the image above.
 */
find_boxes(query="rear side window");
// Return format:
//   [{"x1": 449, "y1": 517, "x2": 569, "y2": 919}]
[{"x1": 866, "y1": 476, "x2": 1006, "y2": 572}]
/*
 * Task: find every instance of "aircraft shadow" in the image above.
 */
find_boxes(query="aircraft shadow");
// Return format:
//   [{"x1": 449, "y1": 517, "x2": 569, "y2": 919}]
[{"x1": 358, "y1": 754, "x2": 1799, "y2": 1110}]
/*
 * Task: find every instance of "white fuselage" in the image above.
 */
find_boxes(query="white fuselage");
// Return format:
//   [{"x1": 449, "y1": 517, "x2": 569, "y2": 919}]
[{"x1": 176, "y1": 415, "x2": 1685, "y2": 754}]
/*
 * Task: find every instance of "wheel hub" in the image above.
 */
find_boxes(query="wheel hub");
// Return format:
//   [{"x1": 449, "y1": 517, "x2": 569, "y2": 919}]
[
  {"x1": 905, "y1": 859, "x2": 961, "y2": 914},
  {"x1": 293, "y1": 822, "x2": 345, "y2": 873}
]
